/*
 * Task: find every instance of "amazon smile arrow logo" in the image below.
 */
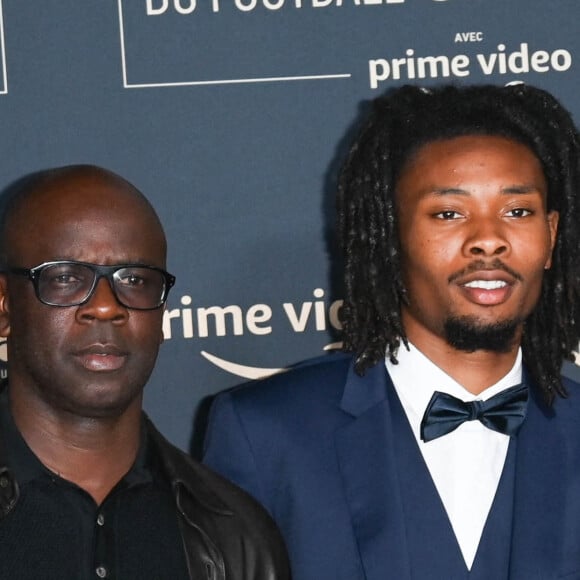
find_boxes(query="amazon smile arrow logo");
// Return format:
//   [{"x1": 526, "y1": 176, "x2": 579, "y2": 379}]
[{"x1": 201, "y1": 341, "x2": 343, "y2": 380}]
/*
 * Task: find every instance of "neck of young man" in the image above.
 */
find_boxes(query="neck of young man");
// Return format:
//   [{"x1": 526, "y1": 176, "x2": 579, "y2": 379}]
[{"x1": 403, "y1": 324, "x2": 523, "y2": 396}]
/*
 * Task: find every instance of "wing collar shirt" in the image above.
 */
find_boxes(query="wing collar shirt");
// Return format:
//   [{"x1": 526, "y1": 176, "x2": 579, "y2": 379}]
[{"x1": 386, "y1": 343, "x2": 522, "y2": 570}]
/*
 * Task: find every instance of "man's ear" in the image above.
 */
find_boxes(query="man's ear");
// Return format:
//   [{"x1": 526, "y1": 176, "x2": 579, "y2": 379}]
[
  {"x1": 0, "y1": 275, "x2": 11, "y2": 338},
  {"x1": 544, "y1": 210, "x2": 559, "y2": 270}
]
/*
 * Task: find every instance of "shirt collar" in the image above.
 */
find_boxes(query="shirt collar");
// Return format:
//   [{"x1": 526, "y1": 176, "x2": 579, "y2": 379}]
[
  {"x1": 0, "y1": 382, "x2": 152, "y2": 488},
  {"x1": 386, "y1": 342, "x2": 523, "y2": 422}
]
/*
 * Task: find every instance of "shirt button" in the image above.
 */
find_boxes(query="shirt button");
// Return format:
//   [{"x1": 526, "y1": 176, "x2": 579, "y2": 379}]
[
  {"x1": 96, "y1": 513, "x2": 105, "y2": 526},
  {"x1": 95, "y1": 566, "x2": 108, "y2": 578}
]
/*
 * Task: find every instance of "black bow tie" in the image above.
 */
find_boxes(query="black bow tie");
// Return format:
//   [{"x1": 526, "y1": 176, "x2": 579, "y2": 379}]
[{"x1": 420, "y1": 383, "x2": 528, "y2": 442}]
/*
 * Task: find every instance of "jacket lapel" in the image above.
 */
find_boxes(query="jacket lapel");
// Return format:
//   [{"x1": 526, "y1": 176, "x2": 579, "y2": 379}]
[
  {"x1": 334, "y1": 362, "x2": 412, "y2": 580},
  {"x1": 334, "y1": 363, "x2": 580, "y2": 579},
  {"x1": 509, "y1": 376, "x2": 565, "y2": 580}
]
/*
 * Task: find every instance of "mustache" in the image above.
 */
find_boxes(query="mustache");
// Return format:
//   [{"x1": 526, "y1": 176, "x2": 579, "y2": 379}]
[{"x1": 447, "y1": 259, "x2": 523, "y2": 284}]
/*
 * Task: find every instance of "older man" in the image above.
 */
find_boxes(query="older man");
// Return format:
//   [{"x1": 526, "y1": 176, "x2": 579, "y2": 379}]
[{"x1": 0, "y1": 165, "x2": 289, "y2": 580}]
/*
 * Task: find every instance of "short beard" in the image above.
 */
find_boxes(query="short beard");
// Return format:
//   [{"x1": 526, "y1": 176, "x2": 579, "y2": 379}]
[{"x1": 444, "y1": 316, "x2": 520, "y2": 353}]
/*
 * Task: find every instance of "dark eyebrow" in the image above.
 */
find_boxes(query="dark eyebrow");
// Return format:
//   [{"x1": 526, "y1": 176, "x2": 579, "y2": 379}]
[
  {"x1": 500, "y1": 185, "x2": 544, "y2": 195},
  {"x1": 429, "y1": 185, "x2": 544, "y2": 196},
  {"x1": 431, "y1": 188, "x2": 469, "y2": 196}
]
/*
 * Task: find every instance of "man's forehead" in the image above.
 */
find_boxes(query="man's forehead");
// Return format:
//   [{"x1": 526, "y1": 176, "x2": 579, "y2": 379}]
[
  {"x1": 8, "y1": 173, "x2": 153, "y2": 230},
  {"x1": 1, "y1": 168, "x2": 166, "y2": 264}
]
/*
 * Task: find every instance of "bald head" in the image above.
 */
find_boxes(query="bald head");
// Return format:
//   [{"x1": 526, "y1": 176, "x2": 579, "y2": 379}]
[
  {"x1": 0, "y1": 165, "x2": 172, "y2": 423},
  {"x1": 0, "y1": 165, "x2": 166, "y2": 267}
]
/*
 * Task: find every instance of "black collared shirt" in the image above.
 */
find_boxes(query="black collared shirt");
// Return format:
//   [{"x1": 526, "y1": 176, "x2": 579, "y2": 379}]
[{"x1": 0, "y1": 388, "x2": 190, "y2": 580}]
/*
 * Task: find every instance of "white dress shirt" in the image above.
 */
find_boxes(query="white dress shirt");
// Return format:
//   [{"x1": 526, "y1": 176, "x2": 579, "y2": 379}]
[{"x1": 386, "y1": 343, "x2": 522, "y2": 569}]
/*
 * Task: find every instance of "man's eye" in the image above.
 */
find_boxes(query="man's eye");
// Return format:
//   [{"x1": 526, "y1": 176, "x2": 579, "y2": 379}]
[
  {"x1": 434, "y1": 210, "x2": 462, "y2": 220},
  {"x1": 45, "y1": 271, "x2": 84, "y2": 286},
  {"x1": 53, "y1": 274, "x2": 79, "y2": 285},
  {"x1": 118, "y1": 274, "x2": 146, "y2": 287},
  {"x1": 506, "y1": 208, "x2": 532, "y2": 218}
]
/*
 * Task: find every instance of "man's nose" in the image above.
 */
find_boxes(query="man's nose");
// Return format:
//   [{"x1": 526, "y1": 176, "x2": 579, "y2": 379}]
[
  {"x1": 463, "y1": 218, "x2": 510, "y2": 258},
  {"x1": 75, "y1": 277, "x2": 129, "y2": 323}
]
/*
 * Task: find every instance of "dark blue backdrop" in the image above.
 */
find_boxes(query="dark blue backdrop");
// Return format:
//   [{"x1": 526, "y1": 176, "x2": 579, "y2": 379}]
[{"x1": 0, "y1": 0, "x2": 578, "y2": 452}]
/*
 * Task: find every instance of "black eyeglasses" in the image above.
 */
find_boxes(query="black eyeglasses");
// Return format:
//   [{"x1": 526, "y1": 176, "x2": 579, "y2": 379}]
[{"x1": 6, "y1": 261, "x2": 176, "y2": 310}]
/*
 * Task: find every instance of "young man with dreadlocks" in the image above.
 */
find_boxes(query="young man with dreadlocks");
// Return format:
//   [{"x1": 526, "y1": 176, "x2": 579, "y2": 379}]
[{"x1": 204, "y1": 84, "x2": 580, "y2": 580}]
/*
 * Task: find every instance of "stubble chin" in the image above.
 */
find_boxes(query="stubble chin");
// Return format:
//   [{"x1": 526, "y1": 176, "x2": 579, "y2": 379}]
[{"x1": 443, "y1": 315, "x2": 522, "y2": 353}]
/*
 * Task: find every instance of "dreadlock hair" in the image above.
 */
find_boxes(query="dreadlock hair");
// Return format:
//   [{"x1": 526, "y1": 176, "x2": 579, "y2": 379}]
[{"x1": 337, "y1": 83, "x2": 580, "y2": 404}]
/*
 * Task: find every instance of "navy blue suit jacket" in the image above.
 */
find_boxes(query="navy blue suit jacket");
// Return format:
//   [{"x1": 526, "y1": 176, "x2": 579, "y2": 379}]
[{"x1": 203, "y1": 353, "x2": 580, "y2": 579}]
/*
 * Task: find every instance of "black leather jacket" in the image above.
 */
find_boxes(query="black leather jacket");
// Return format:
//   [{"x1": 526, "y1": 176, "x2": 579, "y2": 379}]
[{"x1": 0, "y1": 416, "x2": 291, "y2": 580}]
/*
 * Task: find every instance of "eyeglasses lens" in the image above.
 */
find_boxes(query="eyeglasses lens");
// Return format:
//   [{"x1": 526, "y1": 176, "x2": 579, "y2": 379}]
[{"x1": 37, "y1": 263, "x2": 167, "y2": 309}]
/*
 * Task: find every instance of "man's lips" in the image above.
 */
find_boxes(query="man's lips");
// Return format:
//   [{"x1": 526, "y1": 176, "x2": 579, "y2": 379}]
[
  {"x1": 73, "y1": 344, "x2": 128, "y2": 372},
  {"x1": 448, "y1": 259, "x2": 523, "y2": 285},
  {"x1": 455, "y1": 271, "x2": 515, "y2": 306}
]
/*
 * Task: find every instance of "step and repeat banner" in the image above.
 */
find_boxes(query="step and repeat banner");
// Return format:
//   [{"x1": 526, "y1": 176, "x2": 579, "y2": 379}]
[{"x1": 0, "y1": 0, "x2": 578, "y2": 453}]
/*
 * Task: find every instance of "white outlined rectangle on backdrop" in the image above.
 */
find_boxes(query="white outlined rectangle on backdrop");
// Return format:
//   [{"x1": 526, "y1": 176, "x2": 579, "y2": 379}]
[
  {"x1": 0, "y1": 0, "x2": 8, "y2": 95},
  {"x1": 116, "y1": 0, "x2": 351, "y2": 89}
]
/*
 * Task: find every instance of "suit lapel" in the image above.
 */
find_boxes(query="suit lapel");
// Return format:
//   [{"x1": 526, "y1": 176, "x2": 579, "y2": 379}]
[
  {"x1": 334, "y1": 364, "x2": 574, "y2": 580},
  {"x1": 334, "y1": 362, "x2": 412, "y2": 580},
  {"x1": 509, "y1": 376, "x2": 564, "y2": 580}
]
